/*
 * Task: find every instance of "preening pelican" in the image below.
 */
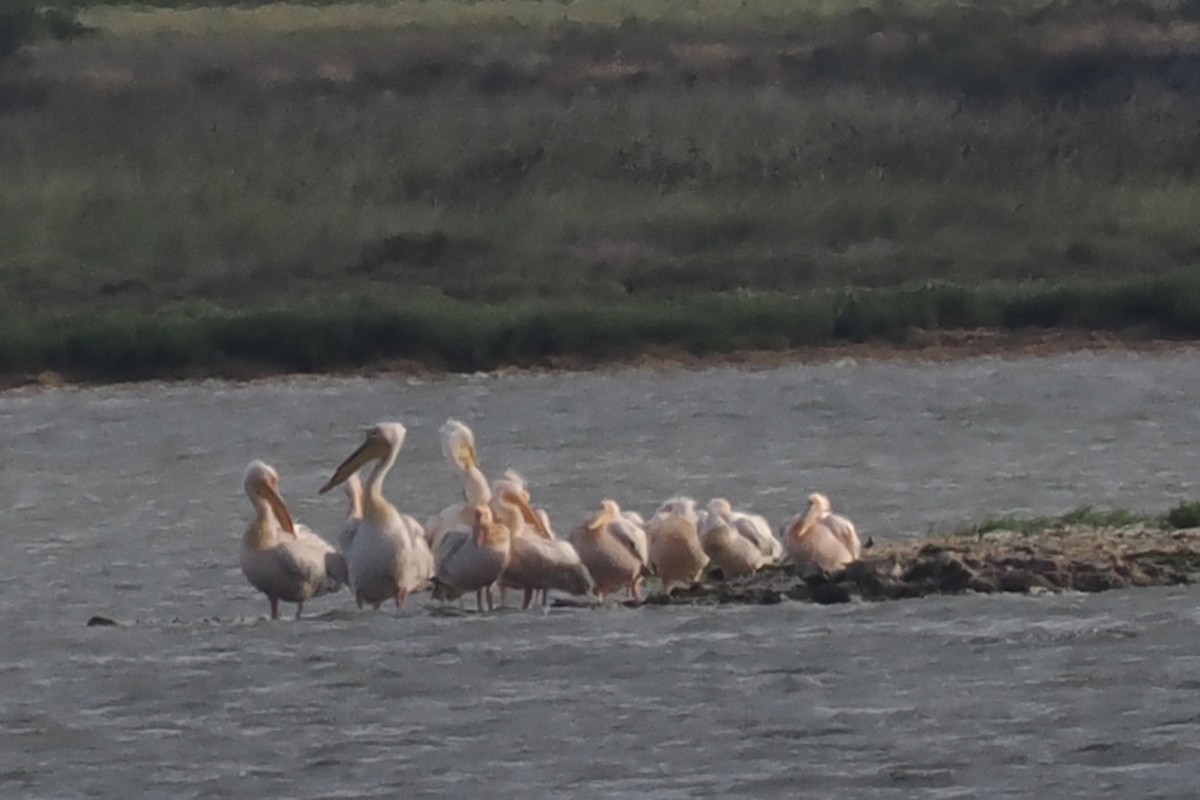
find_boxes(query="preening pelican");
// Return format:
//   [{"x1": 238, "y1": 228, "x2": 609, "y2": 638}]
[
  {"x1": 239, "y1": 460, "x2": 345, "y2": 620},
  {"x1": 432, "y1": 506, "x2": 512, "y2": 611},
  {"x1": 782, "y1": 493, "x2": 858, "y2": 574},
  {"x1": 319, "y1": 422, "x2": 432, "y2": 609},
  {"x1": 706, "y1": 498, "x2": 783, "y2": 564},
  {"x1": 700, "y1": 509, "x2": 769, "y2": 578},
  {"x1": 646, "y1": 511, "x2": 708, "y2": 592},
  {"x1": 425, "y1": 419, "x2": 493, "y2": 554},
  {"x1": 568, "y1": 500, "x2": 650, "y2": 600},
  {"x1": 493, "y1": 481, "x2": 593, "y2": 608}
]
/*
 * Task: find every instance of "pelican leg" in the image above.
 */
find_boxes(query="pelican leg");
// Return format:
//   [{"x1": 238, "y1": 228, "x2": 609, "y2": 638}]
[
  {"x1": 269, "y1": 597, "x2": 280, "y2": 620},
  {"x1": 355, "y1": 589, "x2": 365, "y2": 610},
  {"x1": 476, "y1": 588, "x2": 485, "y2": 612},
  {"x1": 540, "y1": 589, "x2": 549, "y2": 606},
  {"x1": 395, "y1": 587, "x2": 408, "y2": 610},
  {"x1": 294, "y1": 601, "x2": 304, "y2": 621},
  {"x1": 499, "y1": 585, "x2": 509, "y2": 608},
  {"x1": 521, "y1": 588, "x2": 533, "y2": 610},
  {"x1": 486, "y1": 585, "x2": 496, "y2": 612}
]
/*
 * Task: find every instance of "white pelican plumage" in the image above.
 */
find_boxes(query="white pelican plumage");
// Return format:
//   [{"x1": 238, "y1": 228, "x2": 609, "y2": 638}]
[
  {"x1": 239, "y1": 460, "x2": 345, "y2": 620},
  {"x1": 782, "y1": 493, "x2": 858, "y2": 574},
  {"x1": 432, "y1": 506, "x2": 512, "y2": 611},
  {"x1": 806, "y1": 492, "x2": 862, "y2": 560},
  {"x1": 700, "y1": 508, "x2": 769, "y2": 578},
  {"x1": 706, "y1": 498, "x2": 783, "y2": 564},
  {"x1": 319, "y1": 422, "x2": 432, "y2": 609},
  {"x1": 655, "y1": 496, "x2": 700, "y2": 525},
  {"x1": 492, "y1": 477, "x2": 594, "y2": 608},
  {"x1": 646, "y1": 511, "x2": 708, "y2": 592},
  {"x1": 424, "y1": 419, "x2": 493, "y2": 554},
  {"x1": 568, "y1": 500, "x2": 650, "y2": 600}
]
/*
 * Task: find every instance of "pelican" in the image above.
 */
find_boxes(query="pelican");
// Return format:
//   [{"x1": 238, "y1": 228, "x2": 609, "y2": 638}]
[
  {"x1": 700, "y1": 509, "x2": 769, "y2": 578},
  {"x1": 338, "y1": 472, "x2": 364, "y2": 554},
  {"x1": 807, "y1": 492, "x2": 862, "y2": 559},
  {"x1": 239, "y1": 460, "x2": 345, "y2": 620},
  {"x1": 424, "y1": 419, "x2": 493, "y2": 554},
  {"x1": 655, "y1": 496, "x2": 700, "y2": 525},
  {"x1": 319, "y1": 422, "x2": 432, "y2": 609},
  {"x1": 432, "y1": 506, "x2": 512, "y2": 611},
  {"x1": 568, "y1": 500, "x2": 650, "y2": 600},
  {"x1": 491, "y1": 470, "x2": 554, "y2": 540},
  {"x1": 782, "y1": 492, "x2": 858, "y2": 574},
  {"x1": 706, "y1": 498, "x2": 783, "y2": 563},
  {"x1": 646, "y1": 511, "x2": 708, "y2": 592},
  {"x1": 493, "y1": 480, "x2": 594, "y2": 608}
]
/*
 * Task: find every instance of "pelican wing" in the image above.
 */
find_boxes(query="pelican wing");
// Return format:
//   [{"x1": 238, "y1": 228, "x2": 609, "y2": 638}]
[
  {"x1": 823, "y1": 513, "x2": 862, "y2": 560},
  {"x1": 732, "y1": 514, "x2": 783, "y2": 561},
  {"x1": 435, "y1": 529, "x2": 473, "y2": 576},
  {"x1": 606, "y1": 519, "x2": 649, "y2": 566}
]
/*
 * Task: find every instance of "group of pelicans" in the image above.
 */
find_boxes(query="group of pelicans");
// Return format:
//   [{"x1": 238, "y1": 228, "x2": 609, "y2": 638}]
[{"x1": 240, "y1": 420, "x2": 864, "y2": 619}]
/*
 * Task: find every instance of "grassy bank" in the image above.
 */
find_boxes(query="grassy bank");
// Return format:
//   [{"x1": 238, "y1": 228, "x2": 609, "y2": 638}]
[
  {"x1": 6, "y1": 0, "x2": 1200, "y2": 382},
  {"x1": 4, "y1": 273, "x2": 1200, "y2": 385}
]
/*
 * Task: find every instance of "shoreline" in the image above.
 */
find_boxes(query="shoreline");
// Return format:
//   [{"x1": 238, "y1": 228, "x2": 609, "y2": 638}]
[
  {"x1": 642, "y1": 524, "x2": 1200, "y2": 607},
  {"x1": 6, "y1": 328, "x2": 1199, "y2": 394}
]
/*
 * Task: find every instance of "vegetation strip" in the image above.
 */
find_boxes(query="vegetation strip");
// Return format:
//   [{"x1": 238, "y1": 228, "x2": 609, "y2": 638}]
[{"x1": 4, "y1": 275, "x2": 1200, "y2": 385}]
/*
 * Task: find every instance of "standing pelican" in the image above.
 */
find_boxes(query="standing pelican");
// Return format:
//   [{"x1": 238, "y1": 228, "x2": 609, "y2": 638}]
[
  {"x1": 239, "y1": 460, "x2": 345, "y2": 620},
  {"x1": 425, "y1": 419, "x2": 493, "y2": 554},
  {"x1": 319, "y1": 422, "x2": 431, "y2": 609},
  {"x1": 700, "y1": 509, "x2": 769, "y2": 578},
  {"x1": 432, "y1": 506, "x2": 512, "y2": 611},
  {"x1": 493, "y1": 480, "x2": 594, "y2": 608},
  {"x1": 646, "y1": 511, "x2": 708, "y2": 592},
  {"x1": 568, "y1": 500, "x2": 650, "y2": 600},
  {"x1": 782, "y1": 492, "x2": 858, "y2": 574},
  {"x1": 706, "y1": 498, "x2": 783, "y2": 564}
]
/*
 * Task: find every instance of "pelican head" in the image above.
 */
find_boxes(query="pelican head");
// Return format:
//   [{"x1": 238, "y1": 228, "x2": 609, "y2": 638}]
[
  {"x1": 707, "y1": 498, "x2": 734, "y2": 520},
  {"x1": 501, "y1": 469, "x2": 528, "y2": 492},
  {"x1": 587, "y1": 499, "x2": 622, "y2": 532},
  {"x1": 440, "y1": 419, "x2": 480, "y2": 473},
  {"x1": 491, "y1": 473, "x2": 529, "y2": 503},
  {"x1": 319, "y1": 422, "x2": 407, "y2": 494},
  {"x1": 498, "y1": 486, "x2": 552, "y2": 538},
  {"x1": 243, "y1": 460, "x2": 296, "y2": 535},
  {"x1": 656, "y1": 496, "x2": 696, "y2": 518},
  {"x1": 788, "y1": 492, "x2": 832, "y2": 540}
]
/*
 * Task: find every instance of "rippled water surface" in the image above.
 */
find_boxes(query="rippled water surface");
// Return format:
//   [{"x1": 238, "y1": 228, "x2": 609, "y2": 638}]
[{"x1": 4, "y1": 352, "x2": 1200, "y2": 797}]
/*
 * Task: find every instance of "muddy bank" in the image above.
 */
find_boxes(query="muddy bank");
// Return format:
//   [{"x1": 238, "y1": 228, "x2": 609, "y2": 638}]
[{"x1": 641, "y1": 526, "x2": 1200, "y2": 606}]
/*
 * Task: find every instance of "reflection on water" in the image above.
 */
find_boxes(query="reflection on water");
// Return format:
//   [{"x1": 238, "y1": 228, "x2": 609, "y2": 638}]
[{"x1": 2, "y1": 351, "x2": 1200, "y2": 797}]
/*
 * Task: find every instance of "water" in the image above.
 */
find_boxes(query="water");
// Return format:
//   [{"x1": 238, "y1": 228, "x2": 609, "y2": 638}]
[{"x1": 3, "y1": 351, "x2": 1200, "y2": 797}]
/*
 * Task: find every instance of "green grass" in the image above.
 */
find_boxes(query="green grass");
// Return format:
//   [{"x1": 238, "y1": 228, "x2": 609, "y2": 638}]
[
  {"x1": 4, "y1": 274, "x2": 1200, "y2": 383},
  {"x1": 970, "y1": 505, "x2": 1156, "y2": 537},
  {"x1": 1165, "y1": 501, "x2": 1200, "y2": 530},
  {"x1": 968, "y1": 499, "x2": 1200, "y2": 536},
  {"x1": 7, "y1": 0, "x2": 1200, "y2": 382}
]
